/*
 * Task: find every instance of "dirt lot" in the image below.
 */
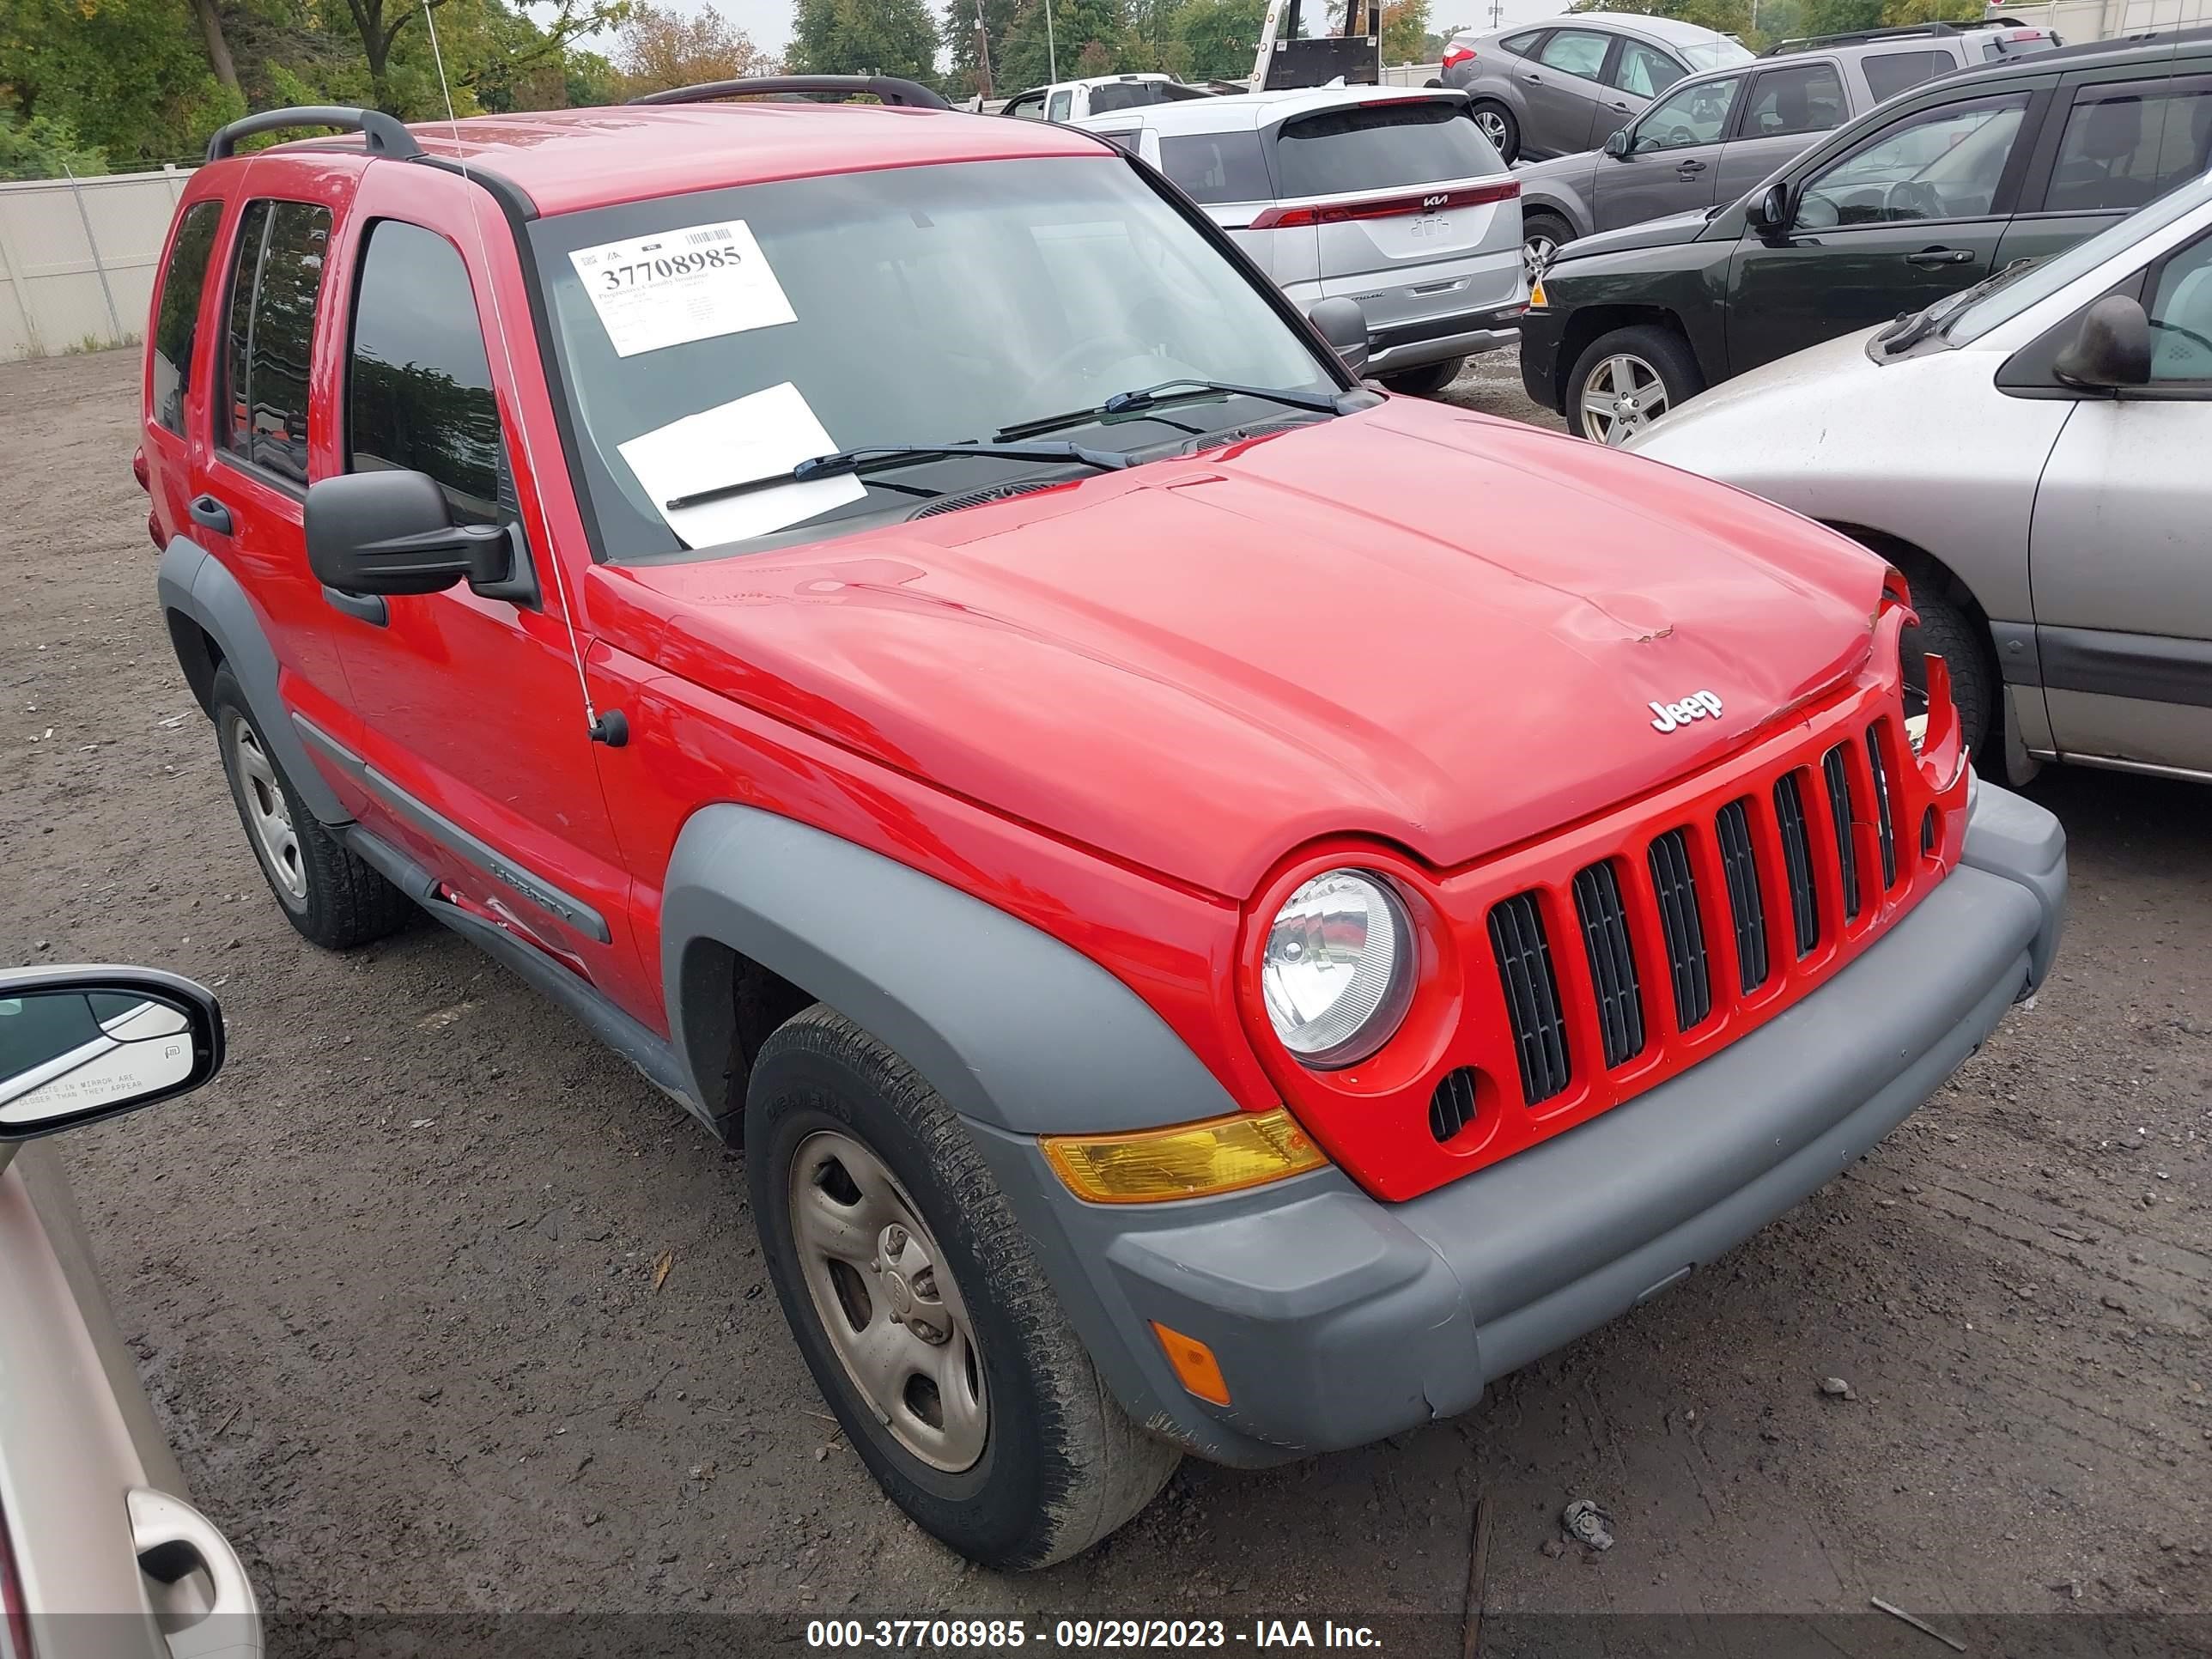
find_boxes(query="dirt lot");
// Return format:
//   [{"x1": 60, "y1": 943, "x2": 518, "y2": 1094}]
[{"x1": 3, "y1": 349, "x2": 2206, "y2": 1654}]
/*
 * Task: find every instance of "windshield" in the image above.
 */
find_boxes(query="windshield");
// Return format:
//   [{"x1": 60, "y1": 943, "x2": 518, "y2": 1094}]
[
  {"x1": 1944, "y1": 170, "x2": 2212, "y2": 344},
  {"x1": 1679, "y1": 35, "x2": 1753, "y2": 70},
  {"x1": 532, "y1": 157, "x2": 1338, "y2": 560}
]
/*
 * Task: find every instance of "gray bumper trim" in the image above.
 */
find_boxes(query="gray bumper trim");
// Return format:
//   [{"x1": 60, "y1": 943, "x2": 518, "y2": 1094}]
[{"x1": 975, "y1": 785, "x2": 2064, "y2": 1467}]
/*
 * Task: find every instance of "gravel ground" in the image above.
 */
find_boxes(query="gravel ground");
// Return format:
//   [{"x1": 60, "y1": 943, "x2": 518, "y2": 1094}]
[{"x1": 3, "y1": 349, "x2": 2204, "y2": 1653}]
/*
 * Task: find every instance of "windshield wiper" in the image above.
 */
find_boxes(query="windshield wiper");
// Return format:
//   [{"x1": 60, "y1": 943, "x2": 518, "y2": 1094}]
[
  {"x1": 665, "y1": 441, "x2": 1132, "y2": 512},
  {"x1": 994, "y1": 379, "x2": 1348, "y2": 442},
  {"x1": 1875, "y1": 258, "x2": 2039, "y2": 356}
]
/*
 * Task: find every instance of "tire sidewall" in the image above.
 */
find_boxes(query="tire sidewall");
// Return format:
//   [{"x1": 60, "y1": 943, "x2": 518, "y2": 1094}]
[
  {"x1": 212, "y1": 674, "x2": 312, "y2": 919},
  {"x1": 1473, "y1": 100, "x2": 1517, "y2": 161},
  {"x1": 748, "y1": 1035, "x2": 1057, "y2": 1565},
  {"x1": 1568, "y1": 325, "x2": 1699, "y2": 442}
]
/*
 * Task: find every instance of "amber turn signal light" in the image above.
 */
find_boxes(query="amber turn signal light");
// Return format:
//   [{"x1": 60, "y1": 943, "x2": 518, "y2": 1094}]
[
  {"x1": 1040, "y1": 1107, "x2": 1326, "y2": 1204},
  {"x1": 1151, "y1": 1321, "x2": 1231, "y2": 1407}
]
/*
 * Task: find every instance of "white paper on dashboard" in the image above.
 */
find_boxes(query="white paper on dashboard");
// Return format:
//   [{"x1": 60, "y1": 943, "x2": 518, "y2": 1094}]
[
  {"x1": 617, "y1": 382, "x2": 866, "y2": 548},
  {"x1": 568, "y1": 219, "x2": 795, "y2": 358}
]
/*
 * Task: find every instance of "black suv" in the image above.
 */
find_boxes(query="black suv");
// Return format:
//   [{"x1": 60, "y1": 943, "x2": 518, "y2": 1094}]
[{"x1": 1520, "y1": 31, "x2": 2212, "y2": 441}]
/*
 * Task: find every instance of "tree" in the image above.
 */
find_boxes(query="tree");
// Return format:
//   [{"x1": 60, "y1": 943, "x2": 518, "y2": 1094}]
[
  {"x1": 0, "y1": 110, "x2": 107, "y2": 178},
  {"x1": 942, "y1": 0, "x2": 1018, "y2": 97},
  {"x1": 789, "y1": 0, "x2": 942, "y2": 82},
  {"x1": 0, "y1": 0, "x2": 234, "y2": 163},
  {"x1": 616, "y1": 2, "x2": 774, "y2": 94},
  {"x1": 328, "y1": 0, "x2": 622, "y2": 114},
  {"x1": 1170, "y1": 0, "x2": 1263, "y2": 81},
  {"x1": 1380, "y1": 0, "x2": 1426, "y2": 64},
  {"x1": 994, "y1": 0, "x2": 1131, "y2": 88}
]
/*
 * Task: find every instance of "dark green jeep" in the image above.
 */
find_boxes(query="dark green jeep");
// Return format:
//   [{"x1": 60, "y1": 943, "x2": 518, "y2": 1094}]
[{"x1": 1519, "y1": 30, "x2": 2212, "y2": 441}]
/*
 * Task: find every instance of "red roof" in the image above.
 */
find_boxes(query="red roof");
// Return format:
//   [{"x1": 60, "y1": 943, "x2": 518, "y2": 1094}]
[{"x1": 383, "y1": 103, "x2": 1112, "y2": 216}]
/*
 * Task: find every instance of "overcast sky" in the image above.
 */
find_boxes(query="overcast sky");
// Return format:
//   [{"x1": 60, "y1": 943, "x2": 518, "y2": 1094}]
[{"x1": 550, "y1": 0, "x2": 1569, "y2": 73}]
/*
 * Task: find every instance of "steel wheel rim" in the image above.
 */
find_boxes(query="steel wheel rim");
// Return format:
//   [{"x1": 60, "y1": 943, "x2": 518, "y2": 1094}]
[
  {"x1": 228, "y1": 717, "x2": 307, "y2": 901},
  {"x1": 1475, "y1": 109, "x2": 1510, "y2": 150},
  {"x1": 787, "y1": 1129, "x2": 988, "y2": 1473},
  {"x1": 1579, "y1": 352, "x2": 1668, "y2": 445},
  {"x1": 1523, "y1": 232, "x2": 1558, "y2": 283}
]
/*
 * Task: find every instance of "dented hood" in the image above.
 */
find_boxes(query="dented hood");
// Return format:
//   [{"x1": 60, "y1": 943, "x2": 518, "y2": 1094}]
[{"x1": 608, "y1": 398, "x2": 1886, "y2": 897}]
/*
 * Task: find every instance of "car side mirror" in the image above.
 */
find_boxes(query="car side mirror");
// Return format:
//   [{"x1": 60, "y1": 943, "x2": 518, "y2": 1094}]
[
  {"x1": 1747, "y1": 181, "x2": 1789, "y2": 234},
  {"x1": 0, "y1": 967, "x2": 224, "y2": 1149},
  {"x1": 1603, "y1": 127, "x2": 1631, "y2": 158},
  {"x1": 305, "y1": 470, "x2": 515, "y2": 598},
  {"x1": 1307, "y1": 296, "x2": 1370, "y2": 376},
  {"x1": 2052, "y1": 294, "x2": 2152, "y2": 392}
]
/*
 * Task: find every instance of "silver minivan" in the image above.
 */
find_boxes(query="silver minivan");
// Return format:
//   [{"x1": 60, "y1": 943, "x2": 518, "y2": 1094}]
[
  {"x1": 1626, "y1": 169, "x2": 2212, "y2": 785},
  {"x1": 1079, "y1": 87, "x2": 1526, "y2": 395}
]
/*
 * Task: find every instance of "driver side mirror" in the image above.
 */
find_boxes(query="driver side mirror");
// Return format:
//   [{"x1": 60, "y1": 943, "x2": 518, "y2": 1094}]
[
  {"x1": 0, "y1": 967, "x2": 225, "y2": 1147},
  {"x1": 1603, "y1": 127, "x2": 1631, "y2": 158},
  {"x1": 1747, "y1": 181, "x2": 1790, "y2": 234},
  {"x1": 2052, "y1": 294, "x2": 2152, "y2": 392},
  {"x1": 305, "y1": 470, "x2": 521, "y2": 599},
  {"x1": 1307, "y1": 296, "x2": 1370, "y2": 377}
]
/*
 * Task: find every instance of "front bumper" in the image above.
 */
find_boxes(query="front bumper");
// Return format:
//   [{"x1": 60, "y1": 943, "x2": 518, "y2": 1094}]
[
  {"x1": 970, "y1": 783, "x2": 2064, "y2": 1468},
  {"x1": 1517, "y1": 303, "x2": 1568, "y2": 411}
]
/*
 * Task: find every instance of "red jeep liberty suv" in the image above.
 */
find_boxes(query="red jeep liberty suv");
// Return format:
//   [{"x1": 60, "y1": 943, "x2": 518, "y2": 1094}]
[{"x1": 141, "y1": 82, "x2": 2067, "y2": 1568}]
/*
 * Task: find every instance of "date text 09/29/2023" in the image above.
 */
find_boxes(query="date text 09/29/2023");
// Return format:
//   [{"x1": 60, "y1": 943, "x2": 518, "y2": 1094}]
[{"x1": 805, "y1": 1618, "x2": 1385, "y2": 1649}]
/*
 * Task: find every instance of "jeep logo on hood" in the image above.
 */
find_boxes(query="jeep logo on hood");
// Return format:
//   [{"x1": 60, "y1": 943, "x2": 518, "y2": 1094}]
[{"x1": 1650, "y1": 690, "x2": 1723, "y2": 733}]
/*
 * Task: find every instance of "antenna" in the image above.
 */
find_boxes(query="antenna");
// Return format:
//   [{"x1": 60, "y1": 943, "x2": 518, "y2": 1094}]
[{"x1": 420, "y1": 7, "x2": 620, "y2": 746}]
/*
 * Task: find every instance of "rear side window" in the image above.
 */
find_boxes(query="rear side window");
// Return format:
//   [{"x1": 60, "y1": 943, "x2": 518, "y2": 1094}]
[
  {"x1": 1159, "y1": 131, "x2": 1273, "y2": 203},
  {"x1": 1048, "y1": 90, "x2": 1073, "y2": 122},
  {"x1": 1611, "y1": 40, "x2": 1684, "y2": 98},
  {"x1": 221, "y1": 199, "x2": 332, "y2": 488},
  {"x1": 149, "y1": 201, "x2": 221, "y2": 437},
  {"x1": 1741, "y1": 62, "x2": 1847, "y2": 139},
  {"x1": 1093, "y1": 127, "x2": 1144, "y2": 154},
  {"x1": 348, "y1": 221, "x2": 502, "y2": 522},
  {"x1": 1862, "y1": 49, "x2": 1953, "y2": 103},
  {"x1": 1090, "y1": 82, "x2": 1163, "y2": 113},
  {"x1": 1498, "y1": 30, "x2": 1541, "y2": 55},
  {"x1": 1274, "y1": 102, "x2": 1500, "y2": 197},
  {"x1": 2043, "y1": 84, "x2": 2212, "y2": 214},
  {"x1": 1535, "y1": 29, "x2": 1613, "y2": 81}
]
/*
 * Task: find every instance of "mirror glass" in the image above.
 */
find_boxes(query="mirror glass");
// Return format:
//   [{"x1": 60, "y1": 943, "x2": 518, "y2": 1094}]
[{"x1": 0, "y1": 988, "x2": 202, "y2": 1132}]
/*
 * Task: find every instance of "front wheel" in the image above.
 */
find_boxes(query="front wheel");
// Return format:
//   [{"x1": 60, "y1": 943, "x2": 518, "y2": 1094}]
[
  {"x1": 1469, "y1": 100, "x2": 1518, "y2": 163},
  {"x1": 1566, "y1": 325, "x2": 1704, "y2": 445},
  {"x1": 749, "y1": 1006, "x2": 1180, "y2": 1570}
]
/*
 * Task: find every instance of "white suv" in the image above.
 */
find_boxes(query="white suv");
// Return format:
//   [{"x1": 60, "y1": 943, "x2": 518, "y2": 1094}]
[{"x1": 1079, "y1": 86, "x2": 1526, "y2": 395}]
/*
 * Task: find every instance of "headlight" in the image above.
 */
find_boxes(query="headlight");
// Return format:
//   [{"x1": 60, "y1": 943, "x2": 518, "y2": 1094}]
[{"x1": 1261, "y1": 869, "x2": 1414, "y2": 1068}]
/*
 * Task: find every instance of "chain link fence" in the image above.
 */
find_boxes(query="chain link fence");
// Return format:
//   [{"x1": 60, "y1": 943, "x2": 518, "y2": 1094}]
[{"x1": 0, "y1": 165, "x2": 198, "y2": 363}]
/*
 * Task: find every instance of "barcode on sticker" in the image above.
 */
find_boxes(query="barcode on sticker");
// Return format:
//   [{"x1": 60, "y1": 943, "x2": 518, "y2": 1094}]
[{"x1": 685, "y1": 228, "x2": 735, "y2": 246}]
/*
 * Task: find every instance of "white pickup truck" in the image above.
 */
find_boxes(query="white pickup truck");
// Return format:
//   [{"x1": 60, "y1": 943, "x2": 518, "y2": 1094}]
[{"x1": 999, "y1": 72, "x2": 1220, "y2": 122}]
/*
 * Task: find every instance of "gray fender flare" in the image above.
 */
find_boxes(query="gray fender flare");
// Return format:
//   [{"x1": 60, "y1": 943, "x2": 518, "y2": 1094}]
[
  {"x1": 660, "y1": 804, "x2": 1244, "y2": 1136},
  {"x1": 157, "y1": 536, "x2": 350, "y2": 826},
  {"x1": 1520, "y1": 177, "x2": 1590, "y2": 241}
]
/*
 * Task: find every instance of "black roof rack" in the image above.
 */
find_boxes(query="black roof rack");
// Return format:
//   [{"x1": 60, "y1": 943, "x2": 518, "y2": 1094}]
[
  {"x1": 1761, "y1": 20, "x2": 2013, "y2": 55},
  {"x1": 206, "y1": 105, "x2": 424, "y2": 162},
  {"x1": 628, "y1": 75, "x2": 949, "y2": 109}
]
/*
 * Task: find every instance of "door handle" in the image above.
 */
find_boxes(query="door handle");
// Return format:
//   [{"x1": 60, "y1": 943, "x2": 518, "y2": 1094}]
[
  {"x1": 1674, "y1": 159, "x2": 1708, "y2": 173},
  {"x1": 321, "y1": 585, "x2": 389, "y2": 627},
  {"x1": 187, "y1": 494, "x2": 232, "y2": 535},
  {"x1": 1522, "y1": 71, "x2": 1542, "y2": 82},
  {"x1": 130, "y1": 1487, "x2": 264, "y2": 1659},
  {"x1": 1905, "y1": 247, "x2": 1973, "y2": 266}
]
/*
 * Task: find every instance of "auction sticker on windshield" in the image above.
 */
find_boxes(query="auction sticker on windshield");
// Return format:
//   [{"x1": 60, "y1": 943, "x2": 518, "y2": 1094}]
[{"x1": 568, "y1": 220, "x2": 796, "y2": 357}]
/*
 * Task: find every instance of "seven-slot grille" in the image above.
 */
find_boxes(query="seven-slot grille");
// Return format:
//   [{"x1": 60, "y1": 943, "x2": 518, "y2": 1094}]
[{"x1": 1486, "y1": 720, "x2": 1908, "y2": 1109}]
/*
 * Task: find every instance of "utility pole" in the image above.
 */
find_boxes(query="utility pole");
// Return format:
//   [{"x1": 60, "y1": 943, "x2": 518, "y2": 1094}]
[
  {"x1": 1044, "y1": 0, "x2": 1058, "y2": 82},
  {"x1": 975, "y1": 0, "x2": 995, "y2": 94}
]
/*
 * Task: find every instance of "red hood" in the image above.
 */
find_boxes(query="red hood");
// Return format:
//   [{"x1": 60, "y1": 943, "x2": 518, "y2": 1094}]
[{"x1": 599, "y1": 398, "x2": 1887, "y2": 898}]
